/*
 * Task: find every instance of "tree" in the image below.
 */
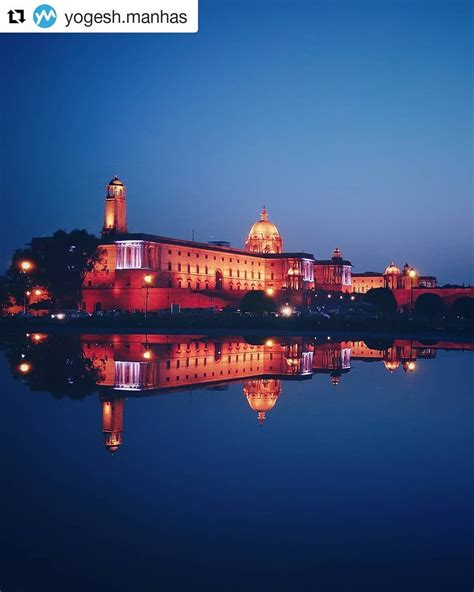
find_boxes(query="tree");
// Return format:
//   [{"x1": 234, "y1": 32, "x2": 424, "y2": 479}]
[
  {"x1": 240, "y1": 290, "x2": 276, "y2": 315},
  {"x1": 4, "y1": 334, "x2": 101, "y2": 399},
  {"x1": 7, "y1": 229, "x2": 103, "y2": 308},
  {"x1": 451, "y1": 297, "x2": 474, "y2": 320},
  {"x1": 364, "y1": 288, "x2": 397, "y2": 315},
  {"x1": 414, "y1": 293, "x2": 444, "y2": 319}
]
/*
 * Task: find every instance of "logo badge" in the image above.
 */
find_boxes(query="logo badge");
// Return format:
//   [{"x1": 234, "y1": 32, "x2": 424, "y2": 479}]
[{"x1": 33, "y1": 4, "x2": 57, "y2": 28}]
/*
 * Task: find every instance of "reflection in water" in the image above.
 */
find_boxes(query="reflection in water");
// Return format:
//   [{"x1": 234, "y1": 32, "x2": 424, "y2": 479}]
[
  {"x1": 3, "y1": 332, "x2": 473, "y2": 453},
  {"x1": 244, "y1": 379, "x2": 282, "y2": 426}
]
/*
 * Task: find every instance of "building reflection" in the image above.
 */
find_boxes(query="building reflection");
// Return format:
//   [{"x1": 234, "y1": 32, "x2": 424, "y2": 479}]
[
  {"x1": 244, "y1": 379, "x2": 282, "y2": 426},
  {"x1": 7, "y1": 332, "x2": 474, "y2": 453},
  {"x1": 102, "y1": 398, "x2": 124, "y2": 453}
]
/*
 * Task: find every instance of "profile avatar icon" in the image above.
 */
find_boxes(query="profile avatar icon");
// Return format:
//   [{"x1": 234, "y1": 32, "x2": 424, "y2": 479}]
[{"x1": 33, "y1": 4, "x2": 57, "y2": 28}]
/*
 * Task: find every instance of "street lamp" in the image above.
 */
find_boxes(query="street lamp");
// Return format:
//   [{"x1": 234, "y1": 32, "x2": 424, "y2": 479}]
[
  {"x1": 408, "y1": 268, "x2": 417, "y2": 314},
  {"x1": 143, "y1": 274, "x2": 153, "y2": 318},
  {"x1": 19, "y1": 260, "x2": 33, "y2": 315}
]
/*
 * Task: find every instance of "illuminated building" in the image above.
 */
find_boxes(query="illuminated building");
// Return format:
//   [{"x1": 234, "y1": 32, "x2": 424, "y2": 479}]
[{"x1": 80, "y1": 177, "x2": 473, "y2": 313}]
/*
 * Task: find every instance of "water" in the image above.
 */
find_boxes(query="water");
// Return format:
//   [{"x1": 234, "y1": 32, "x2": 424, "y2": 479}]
[{"x1": 0, "y1": 333, "x2": 472, "y2": 592}]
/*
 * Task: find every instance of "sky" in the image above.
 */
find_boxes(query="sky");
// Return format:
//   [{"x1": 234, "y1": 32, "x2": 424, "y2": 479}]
[{"x1": 0, "y1": 0, "x2": 472, "y2": 284}]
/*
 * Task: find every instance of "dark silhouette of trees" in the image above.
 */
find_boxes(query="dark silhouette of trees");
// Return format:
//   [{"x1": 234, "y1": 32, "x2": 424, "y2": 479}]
[
  {"x1": 363, "y1": 288, "x2": 397, "y2": 315},
  {"x1": 452, "y1": 297, "x2": 474, "y2": 320},
  {"x1": 7, "y1": 229, "x2": 103, "y2": 308},
  {"x1": 4, "y1": 334, "x2": 102, "y2": 399},
  {"x1": 414, "y1": 293, "x2": 444, "y2": 319},
  {"x1": 240, "y1": 290, "x2": 276, "y2": 315}
]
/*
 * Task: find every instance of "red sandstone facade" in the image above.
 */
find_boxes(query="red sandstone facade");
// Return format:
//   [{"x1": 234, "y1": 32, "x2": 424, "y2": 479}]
[{"x1": 82, "y1": 177, "x2": 473, "y2": 312}]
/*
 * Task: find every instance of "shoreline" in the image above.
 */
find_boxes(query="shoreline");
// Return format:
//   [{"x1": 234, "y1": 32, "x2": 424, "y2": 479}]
[{"x1": 1, "y1": 318, "x2": 473, "y2": 344}]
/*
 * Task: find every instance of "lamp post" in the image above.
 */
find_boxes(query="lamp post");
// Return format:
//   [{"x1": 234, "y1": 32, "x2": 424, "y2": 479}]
[
  {"x1": 19, "y1": 260, "x2": 33, "y2": 315},
  {"x1": 143, "y1": 274, "x2": 153, "y2": 318},
  {"x1": 408, "y1": 268, "x2": 417, "y2": 315}
]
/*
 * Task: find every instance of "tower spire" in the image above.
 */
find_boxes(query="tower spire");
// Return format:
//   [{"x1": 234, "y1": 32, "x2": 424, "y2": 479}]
[{"x1": 102, "y1": 175, "x2": 128, "y2": 237}]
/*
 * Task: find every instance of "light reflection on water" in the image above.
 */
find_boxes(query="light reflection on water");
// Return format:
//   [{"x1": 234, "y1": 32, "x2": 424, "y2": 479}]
[{"x1": 0, "y1": 333, "x2": 473, "y2": 592}]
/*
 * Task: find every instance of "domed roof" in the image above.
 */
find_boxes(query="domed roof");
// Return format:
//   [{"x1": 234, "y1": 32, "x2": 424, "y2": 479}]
[
  {"x1": 106, "y1": 444, "x2": 120, "y2": 453},
  {"x1": 108, "y1": 175, "x2": 123, "y2": 186},
  {"x1": 248, "y1": 207, "x2": 280, "y2": 239},
  {"x1": 243, "y1": 379, "x2": 282, "y2": 425},
  {"x1": 384, "y1": 262, "x2": 401, "y2": 275},
  {"x1": 245, "y1": 207, "x2": 283, "y2": 253},
  {"x1": 383, "y1": 360, "x2": 400, "y2": 372}
]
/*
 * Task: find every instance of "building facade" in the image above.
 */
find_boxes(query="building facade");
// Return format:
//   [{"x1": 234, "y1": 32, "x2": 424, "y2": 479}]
[
  {"x1": 82, "y1": 177, "x2": 330, "y2": 313},
  {"x1": 81, "y1": 176, "x2": 473, "y2": 313}
]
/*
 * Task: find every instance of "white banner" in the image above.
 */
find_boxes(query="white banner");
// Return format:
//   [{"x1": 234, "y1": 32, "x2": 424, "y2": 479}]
[{"x1": 1, "y1": 0, "x2": 198, "y2": 33}]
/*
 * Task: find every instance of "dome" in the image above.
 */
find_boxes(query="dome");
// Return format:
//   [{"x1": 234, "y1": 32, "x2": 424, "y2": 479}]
[
  {"x1": 383, "y1": 360, "x2": 400, "y2": 372},
  {"x1": 245, "y1": 207, "x2": 283, "y2": 254},
  {"x1": 243, "y1": 379, "x2": 282, "y2": 425},
  {"x1": 108, "y1": 175, "x2": 124, "y2": 186},
  {"x1": 384, "y1": 262, "x2": 401, "y2": 275}
]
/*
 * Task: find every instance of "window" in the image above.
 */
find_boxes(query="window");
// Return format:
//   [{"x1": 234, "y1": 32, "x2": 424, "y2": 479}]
[
  {"x1": 178, "y1": 251, "x2": 181, "y2": 255},
  {"x1": 178, "y1": 263, "x2": 182, "y2": 271},
  {"x1": 168, "y1": 250, "x2": 171, "y2": 255},
  {"x1": 229, "y1": 269, "x2": 233, "y2": 277},
  {"x1": 196, "y1": 265, "x2": 200, "y2": 273},
  {"x1": 168, "y1": 262, "x2": 172, "y2": 271}
]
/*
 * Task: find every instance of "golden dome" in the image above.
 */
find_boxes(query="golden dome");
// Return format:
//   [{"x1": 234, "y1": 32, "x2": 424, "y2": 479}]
[
  {"x1": 383, "y1": 360, "x2": 400, "y2": 372},
  {"x1": 108, "y1": 175, "x2": 123, "y2": 186},
  {"x1": 245, "y1": 207, "x2": 283, "y2": 254},
  {"x1": 384, "y1": 262, "x2": 401, "y2": 275},
  {"x1": 243, "y1": 379, "x2": 282, "y2": 425}
]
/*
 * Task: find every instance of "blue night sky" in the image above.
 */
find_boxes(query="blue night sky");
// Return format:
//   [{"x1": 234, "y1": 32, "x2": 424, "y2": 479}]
[{"x1": 1, "y1": 0, "x2": 472, "y2": 284}]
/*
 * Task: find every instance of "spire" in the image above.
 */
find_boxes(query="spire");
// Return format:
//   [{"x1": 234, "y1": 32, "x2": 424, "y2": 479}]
[{"x1": 260, "y1": 206, "x2": 268, "y2": 221}]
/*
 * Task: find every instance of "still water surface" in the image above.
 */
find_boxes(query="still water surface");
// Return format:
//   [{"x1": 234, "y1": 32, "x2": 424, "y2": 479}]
[{"x1": 0, "y1": 333, "x2": 472, "y2": 592}]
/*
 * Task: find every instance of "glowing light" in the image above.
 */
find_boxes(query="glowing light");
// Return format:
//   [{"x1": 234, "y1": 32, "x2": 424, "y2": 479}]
[
  {"x1": 265, "y1": 339, "x2": 274, "y2": 347},
  {"x1": 32, "y1": 333, "x2": 44, "y2": 342},
  {"x1": 18, "y1": 362, "x2": 31, "y2": 374},
  {"x1": 20, "y1": 260, "x2": 32, "y2": 272},
  {"x1": 408, "y1": 269, "x2": 417, "y2": 279},
  {"x1": 34, "y1": 289, "x2": 42, "y2": 296},
  {"x1": 280, "y1": 306, "x2": 292, "y2": 317},
  {"x1": 142, "y1": 350, "x2": 152, "y2": 360},
  {"x1": 350, "y1": 295, "x2": 355, "y2": 300},
  {"x1": 407, "y1": 361, "x2": 416, "y2": 372},
  {"x1": 144, "y1": 274, "x2": 153, "y2": 284},
  {"x1": 327, "y1": 294, "x2": 332, "y2": 299},
  {"x1": 266, "y1": 287, "x2": 274, "y2": 296},
  {"x1": 339, "y1": 295, "x2": 343, "y2": 299}
]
